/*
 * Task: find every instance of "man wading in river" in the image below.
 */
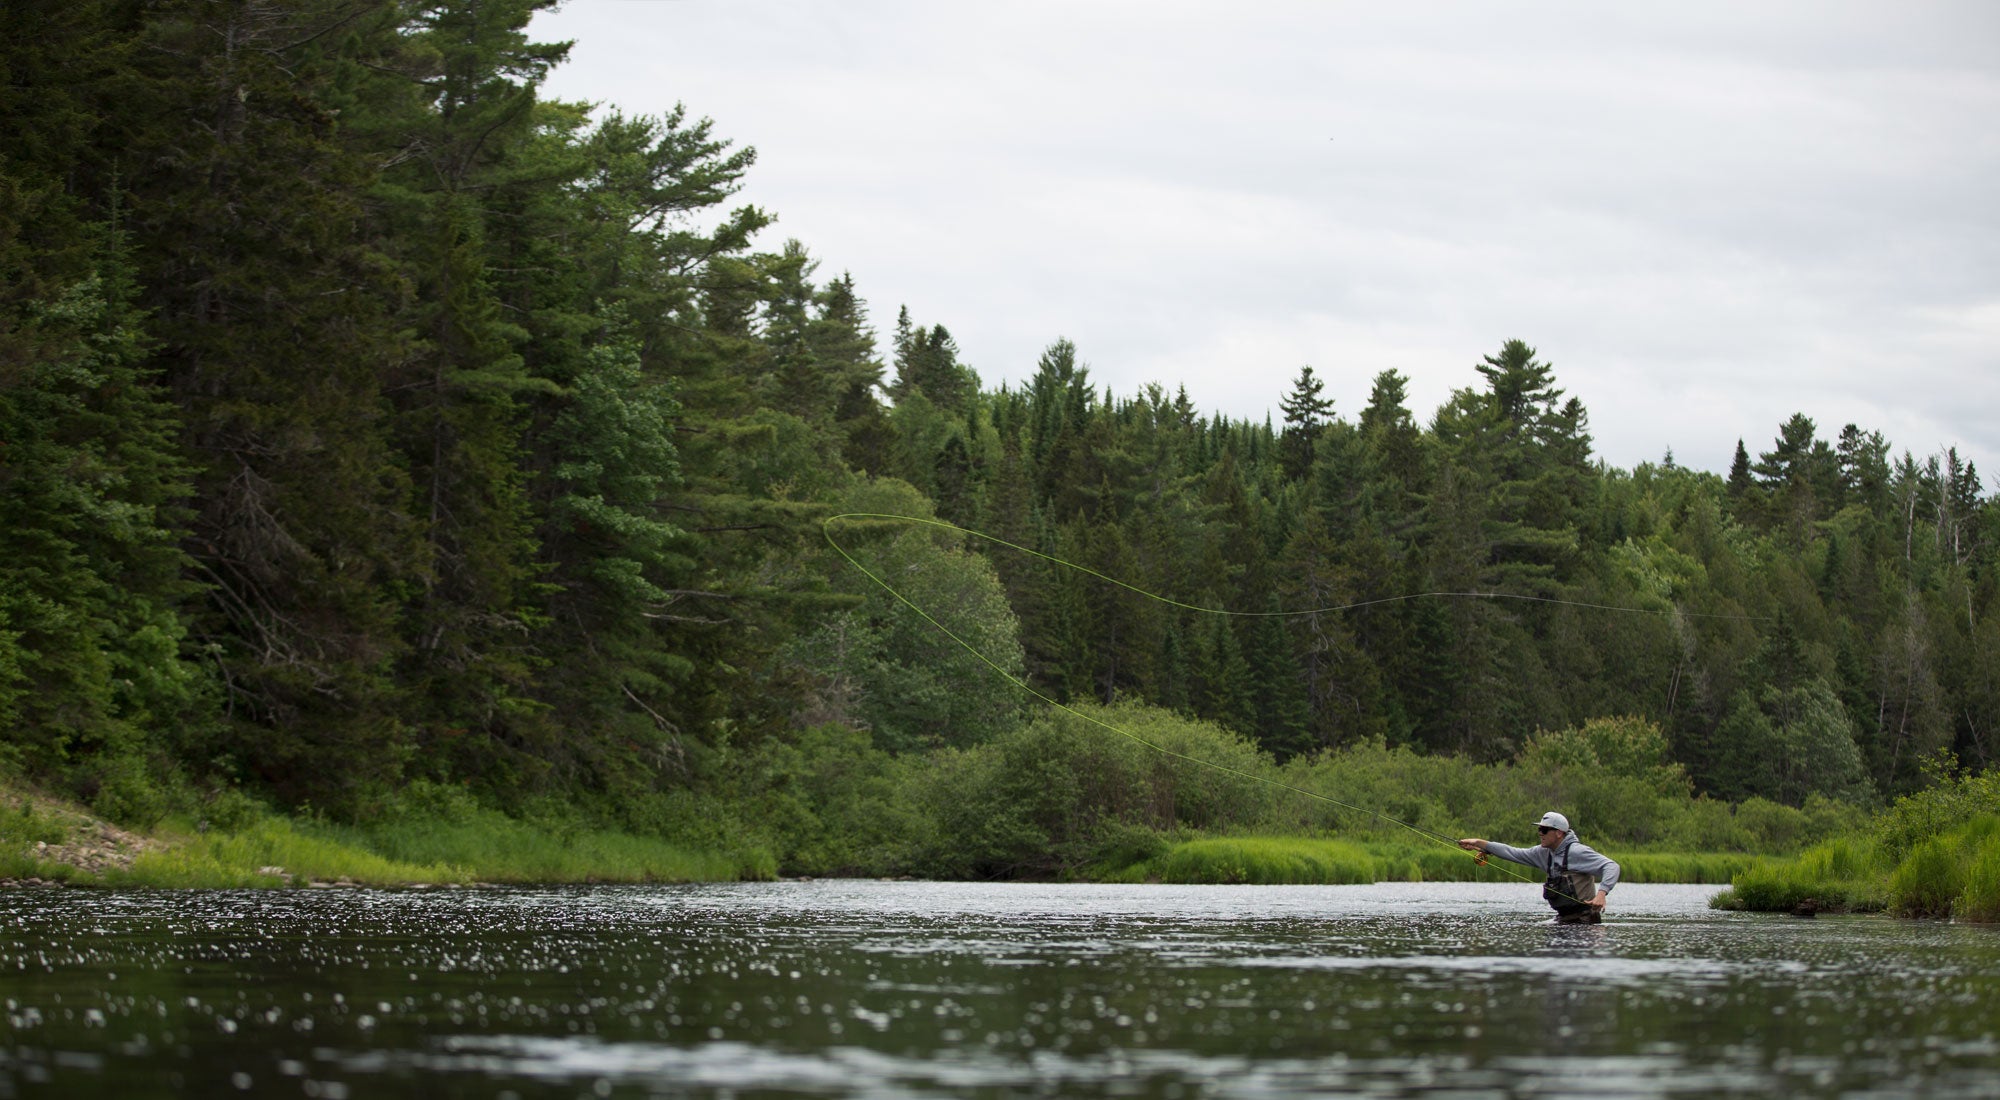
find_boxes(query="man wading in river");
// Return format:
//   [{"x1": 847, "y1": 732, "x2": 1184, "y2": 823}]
[{"x1": 1457, "y1": 812, "x2": 1620, "y2": 924}]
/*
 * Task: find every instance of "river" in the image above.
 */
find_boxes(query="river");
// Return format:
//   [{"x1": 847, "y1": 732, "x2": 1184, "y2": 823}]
[{"x1": 3, "y1": 880, "x2": 1997, "y2": 1097}]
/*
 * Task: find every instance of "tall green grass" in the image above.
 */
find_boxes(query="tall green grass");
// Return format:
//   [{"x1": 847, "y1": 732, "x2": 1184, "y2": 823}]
[
  {"x1": 1889, "y1": 837, "x2": 1967, "y2": 918},
  {"x1": 338, "y1": 810, "x2": 774, "y2": 884},
  {"x1": 1710, "y1": 838, "x2": 1889, "y2": 914},
  {"x1": 1, "y1": 791, "x2": 84, "y2": 882},
  {"x1": 1098, "y1": 834, "x2": 1759, "y2": 887},
  {"x1": 1713, "y1": 816, "x2": 2000, "y2": 920},
  {"x1": 1886, "y1": 816, "x2": 2000, "y2": 919},
  {"x1": 105, "y1": 818, "x2": 461, "y2": 888},
  {"x1": 18, "y1": 792, "x2": 774, "y2": 889},
  {"x1": 1142, "y1": 837, "x2": 1381, "y2": 885},
  {"x1": 1958, "y1": 830, "x2": 2000, "y2": 923}
]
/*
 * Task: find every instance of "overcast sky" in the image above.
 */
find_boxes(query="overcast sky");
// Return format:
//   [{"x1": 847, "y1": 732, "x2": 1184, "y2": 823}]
[{"x1": 530, "y1": 1, "x2": 1998, "y2": 477}]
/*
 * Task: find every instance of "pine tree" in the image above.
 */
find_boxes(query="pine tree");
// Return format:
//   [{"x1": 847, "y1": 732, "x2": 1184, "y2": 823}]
[
  {"x1": 1476, "y1": 339, "x2": 1562, "y2": 431},
  {"x1": 888, "y1": 309, "x2": 977, "y2": 416},
  {"x1": 1835, "y1": 424, "x2": 1891, "y2": 515},
  {"x1": 1277, "y1": 364, "x2": 1334, "y2": 482},
  {"x1": 1727, "y1": 439, "x2": 1754, "y2": 497},
  {"x1": 124, "y1": 0, "x2": 436, "y2": 809},
  {"x1": 0, "y1": 268, "x2": 200, "y2": 818},
  {"x1": 813, "y1": 272, "x2": 890, "y2": 472},
  {"x1": 759, "y1": 241, "x2": 834, "y2": 428}
]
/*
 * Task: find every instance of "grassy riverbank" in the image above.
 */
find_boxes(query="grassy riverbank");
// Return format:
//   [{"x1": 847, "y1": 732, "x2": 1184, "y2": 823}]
[
  {"x1": 1, "y1": 774, "x2": 1763, "y2": 892},
  {"x1": 2, "y1": 780, "x2": 774, "y2": 888},
  {"x1": 1091, "y1": 835, "x2": 1766, "y2": 886},
  {"x1": 18, "y1": 706, "x2": 1987, "y2": 898},
  {"x1": 1711, "y1": 768, "x2": 2000, "y2": 920}
]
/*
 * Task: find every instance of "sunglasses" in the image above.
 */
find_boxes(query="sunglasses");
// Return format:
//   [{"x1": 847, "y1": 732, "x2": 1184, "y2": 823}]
[{"x1": 1537, "y1": 826, "x2": 1560, "y2": 834}]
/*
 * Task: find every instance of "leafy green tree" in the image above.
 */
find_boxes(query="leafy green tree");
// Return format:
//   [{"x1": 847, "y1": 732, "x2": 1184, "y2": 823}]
[
  {"x1": 1276, "y1": 510, "x2": 1379, "y2": 751},
  {"x1": 521, "y1": 325, "x2": 692, "y2": 790},
  {"x1": 796, "y1": 485, "x2": 1025, "y2": 752},
  {"x1": 1024, "y1": 337, "x2": 1095, "y2": 509},
  {"x1": 1193, "y1": 617, "x2": 1256, "y2": 737},
  {"x1": 1712, "y1": 681, "x2": 1873, "y2": 805},
  {"x1": 756, "y1": 241, "x2": 836, "y2": 429},
  {"x1": 368, "y1": 0, "x2": 574, "y2": 755},
  {"x1": 1476, "y1": 339, "x2": 1554, "y2": 419},
  {"x1": 1518, "y1": 716, "x2": 1690, "y2": 797}
]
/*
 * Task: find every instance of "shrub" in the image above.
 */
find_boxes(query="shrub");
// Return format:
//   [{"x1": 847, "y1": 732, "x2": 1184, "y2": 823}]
[
  {"x1": 83, "y1": 754, "x2": 171, "y2": 828},
  {"x1": 1877, "y1": 766, "x2": 2000, "y2": 860},
  {"x1": 1888, "y1": 835, "x2": 1966, "y2": 918},
  {"x1": 732, "y1": 723, "x2": 921, "y2": 876},
  {"x1": 1517, "y1": 716, "x2": 1690, "y2": 796},
  {"x1": 200, "y1": 787, "x2": 269, "y2": 833},
  {"x1": 1662, "y1": 796, "x2": 1747, "y2": 852},
  {"x1": 1801, "y1": 793, "x2": 1871, "y2": 848},
  {"x1": 0, "y1": 799, "x2": 68, "y2": 846},
  {"x1": 907, "y1": 702, "x2": 1271, "y2": 878},
  {"x1": 1080, "y1": 820, "x2": 1170, "y2": 879}
]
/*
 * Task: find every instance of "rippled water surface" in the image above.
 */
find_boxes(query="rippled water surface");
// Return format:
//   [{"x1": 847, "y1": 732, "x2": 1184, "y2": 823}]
[{"x1": 4, "y1": 881, "x2": 1999, "y2": 1097}]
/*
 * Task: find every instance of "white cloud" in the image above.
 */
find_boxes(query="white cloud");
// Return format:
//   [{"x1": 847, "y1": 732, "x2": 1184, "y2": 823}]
[{"x1": 534, "y1": 0, "x2": 2000, "y2": 480}]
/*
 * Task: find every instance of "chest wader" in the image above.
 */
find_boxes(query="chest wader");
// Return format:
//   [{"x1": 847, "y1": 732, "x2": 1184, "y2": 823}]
[{"x1": 1543, "y1": 847, "x2": 1600, "y2": 925}]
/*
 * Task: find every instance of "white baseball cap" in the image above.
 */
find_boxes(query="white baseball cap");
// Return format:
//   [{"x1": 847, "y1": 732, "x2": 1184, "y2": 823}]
[{"x1": 1535, "y1": 811, "x2": 1570, "y2": 832}]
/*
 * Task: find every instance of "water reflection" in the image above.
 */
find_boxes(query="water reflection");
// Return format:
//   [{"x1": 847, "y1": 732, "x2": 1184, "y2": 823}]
[{"x1": 2, "y1": 881, "x2": 1997, "y2": 1097}]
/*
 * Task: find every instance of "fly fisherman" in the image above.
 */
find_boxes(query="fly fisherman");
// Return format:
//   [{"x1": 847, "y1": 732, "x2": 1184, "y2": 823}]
[{"x1": 1457, "y1": 812, "x2": 1620, "y2": 924}]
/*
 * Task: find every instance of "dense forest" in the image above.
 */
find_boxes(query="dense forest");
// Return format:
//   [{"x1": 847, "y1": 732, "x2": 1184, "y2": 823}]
[{"x1": 3, "y1": 1, "x2": 1996, "y2": 854}]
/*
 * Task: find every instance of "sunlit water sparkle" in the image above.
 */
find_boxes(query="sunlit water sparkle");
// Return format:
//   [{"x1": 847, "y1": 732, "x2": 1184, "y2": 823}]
[{"x1": 3, "y1": 880, "x2": 1997, "y2": 1097}]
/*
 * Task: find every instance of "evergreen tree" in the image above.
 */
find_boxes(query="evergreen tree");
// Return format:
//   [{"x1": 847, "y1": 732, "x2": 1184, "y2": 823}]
[
  {"x1": 0, "y1": 270, "x2": 200, "y2": 820},
  {"x1": 1476, "y1": 339, "x2": 1561, "y2": 430},
  {"x1": 1726, "y1": 439, "x2": 1754, "y2": 499},
  {"x1": 1836, "y1": 424, "x2": 1892, "y2": 516},
  {"x1": 1277, "y1": 364, "x2": 1334, "y2": 482},
  {"x1": 1358, "y1": 369, "x2": 1424, "y2": 518},
  {"x1": 888, "y1": 308, "x2": 978, "y2": 416},
  {"x1": 126, "y1": 0, "x2": 435, "y2": 809},
  {"x1": 813, "y1": 272, "x2": 890, "y2": 473}
]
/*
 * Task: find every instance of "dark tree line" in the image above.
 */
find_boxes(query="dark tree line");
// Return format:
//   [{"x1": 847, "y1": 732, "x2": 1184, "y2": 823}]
[{"x1": 2, "y1": 1, "x2": 1995, "y2": 830}]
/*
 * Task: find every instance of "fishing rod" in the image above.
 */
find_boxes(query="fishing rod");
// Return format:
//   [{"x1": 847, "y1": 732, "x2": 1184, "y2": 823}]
[{"x1": 821, "y1": 511, "x2": 1751, "y2": 901}]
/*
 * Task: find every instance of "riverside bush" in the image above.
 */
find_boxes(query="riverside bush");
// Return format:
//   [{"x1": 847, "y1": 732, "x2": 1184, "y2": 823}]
[
  {"x1": 1700, "y1": 765, "x2": 2000, "y2": 922},
  {"x1": 731, "y1": 723, "x2": 922, "y2": 875},
  {"x1": 1877, "y1": 766, "x2": 2000, "y2": 859},
  {"x1": 1711, "y1": 838, "x2": 1889, "y2": 914},
  {"x1": 876, "y1": 704, "x2": 1868, "y2": 880},
  {"x1": 906, "y1": 703, "x2": 1269, "y2": 878}
]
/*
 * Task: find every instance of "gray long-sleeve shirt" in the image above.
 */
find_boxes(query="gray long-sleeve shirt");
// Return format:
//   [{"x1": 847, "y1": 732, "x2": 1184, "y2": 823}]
[{"x1": 1485, "y1": 833, "x2": 1621, "y2": 893}]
